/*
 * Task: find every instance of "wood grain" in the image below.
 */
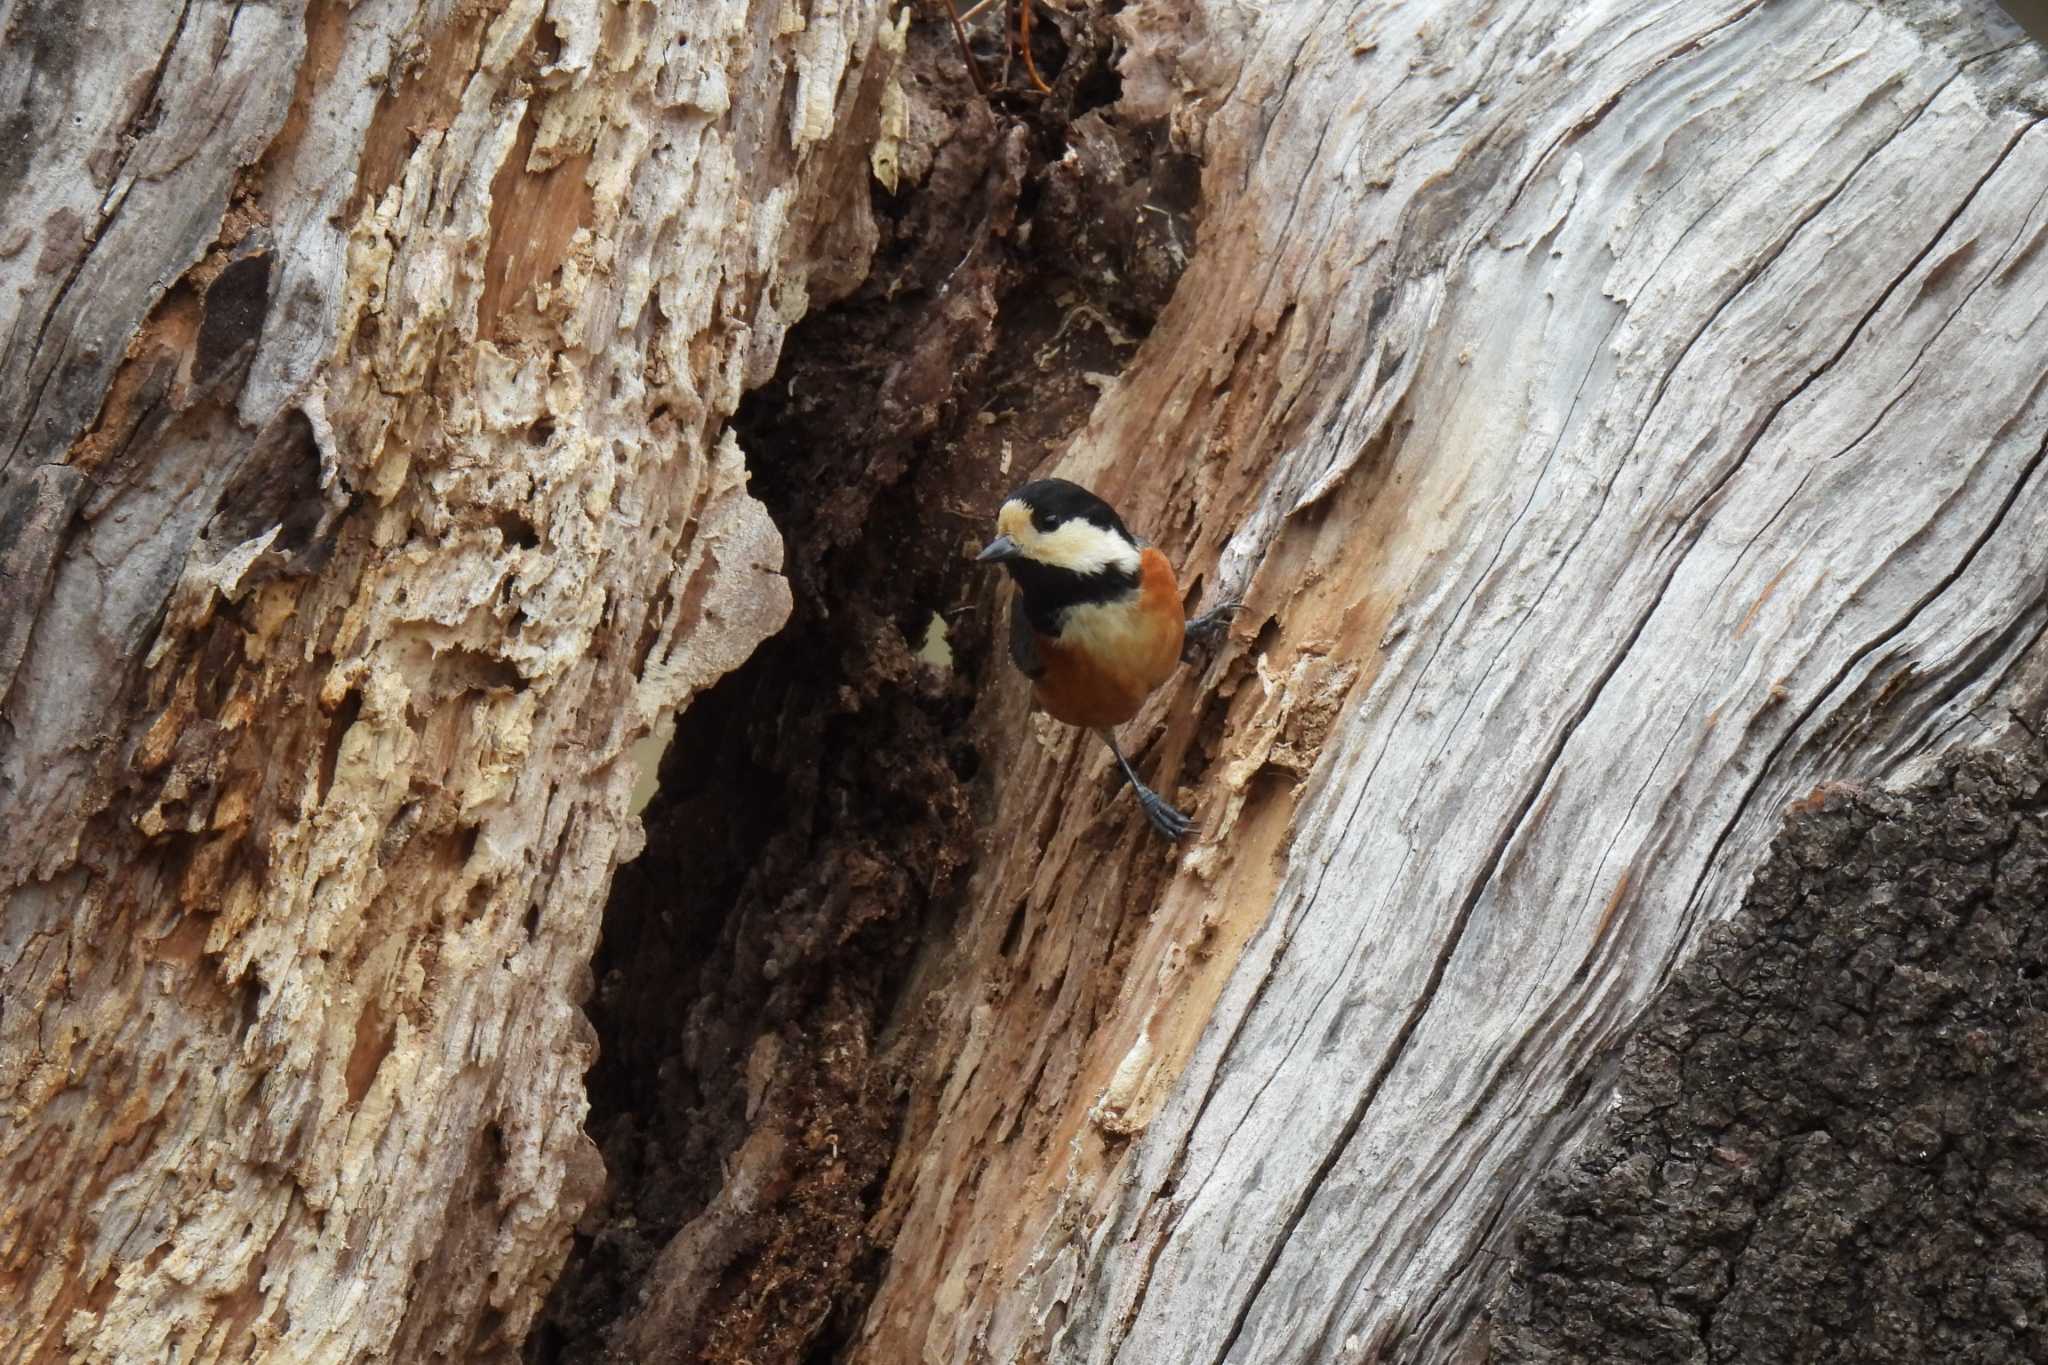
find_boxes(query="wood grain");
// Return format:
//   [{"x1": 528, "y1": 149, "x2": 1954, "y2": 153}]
[
  {"x1": 854, "y1": 1, "x2": 2048, "y2": 1361},
  {"x1": 0, "y1": 1, "x2": 898, "y2": 1359}
]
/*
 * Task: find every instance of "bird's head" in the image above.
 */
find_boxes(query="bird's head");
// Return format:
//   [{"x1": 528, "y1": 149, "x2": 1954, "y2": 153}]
[{"x1": 976, "y1": 479, "x2": 1140, "y2": 589}]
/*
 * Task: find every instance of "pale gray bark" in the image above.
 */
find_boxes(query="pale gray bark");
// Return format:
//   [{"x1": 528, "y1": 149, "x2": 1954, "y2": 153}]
[
  {"x1": 0, "y1": 0, "x2": 897, "y2": 1359},
  {"x1": 856, "y1": 2, "x2": 2048, "y2": 1362},
  {"x1": 8, "y1": 0, "x2": 2046, "y2": 1359}
]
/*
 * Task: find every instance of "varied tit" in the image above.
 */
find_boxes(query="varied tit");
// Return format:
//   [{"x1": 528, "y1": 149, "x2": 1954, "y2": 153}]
[{"x1": 978, "y1": 478, "x2": 1236, "y2": 840}]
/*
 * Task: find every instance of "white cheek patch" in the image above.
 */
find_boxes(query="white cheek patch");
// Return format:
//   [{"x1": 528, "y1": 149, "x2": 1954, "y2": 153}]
[{"x1": 1031, "y1": 519, "x2": 1139, "y2": 576}]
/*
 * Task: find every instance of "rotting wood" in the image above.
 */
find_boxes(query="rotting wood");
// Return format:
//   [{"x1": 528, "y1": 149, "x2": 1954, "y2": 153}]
[
  {"x1": 852, "y1": 2, "x2": 2048, "y2": 1362},
  {"x1": 0, "y1": 0, "x2": 901, "y2": 1359},
  {"x1": 6, "y1": 0, "x2": 2047, "y2": 1359},
  {"x1": 527, "y1": 9, "x2": 1207, "y2": 1357}
]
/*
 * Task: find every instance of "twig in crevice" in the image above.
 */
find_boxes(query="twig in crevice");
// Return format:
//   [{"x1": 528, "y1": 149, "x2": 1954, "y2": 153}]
[
  {"x1": 1019, "y1": 0, "x2": 1053, "y2": 93},
  {"x1": 941, "y1": 0, "x2": 990, "y2": 94}
]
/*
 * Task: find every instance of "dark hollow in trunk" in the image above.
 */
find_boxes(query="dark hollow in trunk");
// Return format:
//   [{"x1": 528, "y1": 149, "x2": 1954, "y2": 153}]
[{"x1": 527, "y1": 11, "x2": 1200, "y2": 1360}]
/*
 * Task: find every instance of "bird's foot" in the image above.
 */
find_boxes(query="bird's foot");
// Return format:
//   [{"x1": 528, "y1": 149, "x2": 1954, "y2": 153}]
[
  {"x1": 1135, "y1": 783, "x2": 1195, "y2": 841},
  {"x1": 1182, "y1": 601, "x2": 1242, "y2": 662}
]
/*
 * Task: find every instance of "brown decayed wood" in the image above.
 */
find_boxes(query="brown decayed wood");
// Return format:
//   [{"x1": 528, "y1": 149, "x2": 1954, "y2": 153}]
[
  {"x1": 851, "y1": 2, "x2": 2048, "y2": 1362},
  {"x1": 0, "y1": 1, "x2": 901, "y2": 1360}
]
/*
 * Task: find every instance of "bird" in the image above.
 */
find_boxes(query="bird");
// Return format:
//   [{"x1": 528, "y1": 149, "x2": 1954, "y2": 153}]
[{"x1": 977, "y1": 478, "x2": 1236, "y2": 840}]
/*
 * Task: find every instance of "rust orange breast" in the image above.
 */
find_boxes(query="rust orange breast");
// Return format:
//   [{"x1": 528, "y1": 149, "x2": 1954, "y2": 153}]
[{"x1": 1030, "y1": 548, "x2": 1184, "y2": 729}]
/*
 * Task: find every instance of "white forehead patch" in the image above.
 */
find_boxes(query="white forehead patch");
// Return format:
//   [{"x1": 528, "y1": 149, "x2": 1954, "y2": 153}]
[{"x1": 998, "y1": 499, "x2": 1139, "y2": 576}]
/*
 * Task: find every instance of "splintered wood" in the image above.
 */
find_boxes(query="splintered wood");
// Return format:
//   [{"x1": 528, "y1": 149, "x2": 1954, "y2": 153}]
[
  {"x1": 5, "y1": 0, "x2": 2046, "y2": 1360},
  {"x1": 857, "y1": 2, "x2": 2048, "y2": 1362},
  {"x1": 0, "y1": 1, "x2": 897, "y2": 1359}
]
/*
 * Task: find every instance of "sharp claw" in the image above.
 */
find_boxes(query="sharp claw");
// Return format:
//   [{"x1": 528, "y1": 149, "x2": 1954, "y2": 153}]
[
  {"x1": 1137, "y1": 790, "x2": 1194, "y2": 840},
  {"x1": 1101, "y1": 729, "x2": 1195, "y2": 841},
  {"x1": 1182, "y1": 602, "x2": 1243, "y2": 661}
]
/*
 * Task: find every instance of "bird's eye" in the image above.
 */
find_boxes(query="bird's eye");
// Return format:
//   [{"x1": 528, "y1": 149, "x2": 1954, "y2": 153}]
[{"x1": 1032, "y1": 508, "x2": 1060, "y2": 533}]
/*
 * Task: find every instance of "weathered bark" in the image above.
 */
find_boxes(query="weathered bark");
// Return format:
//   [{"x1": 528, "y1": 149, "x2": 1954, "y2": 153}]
[
  {"x1": 0, "y1": 0, "x2": 900, "y2": 1359},
  {"x1": 10, "y1": 0, "x2": 2048, "y2": 1361},
  {"x1": 1494, "y1": 740, "x2": 2048, "y2": 1364},
  {"x1": 528, "y1": 12, "x2": 1204, "y2": 1360},
  {"x1": 839, "y1": 1, "x2": 2048, "y2": 1362}
]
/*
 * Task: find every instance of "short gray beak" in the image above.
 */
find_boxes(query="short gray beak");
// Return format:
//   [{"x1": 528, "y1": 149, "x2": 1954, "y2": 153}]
[{"x1": 976, "y1": 534, "x2": 1022, "y2": 563}]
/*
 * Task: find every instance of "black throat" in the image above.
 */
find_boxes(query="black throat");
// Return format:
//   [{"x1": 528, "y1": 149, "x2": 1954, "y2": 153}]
[{"x1": 1004, "y1": 557, "x2": 1140, "y2": 636}]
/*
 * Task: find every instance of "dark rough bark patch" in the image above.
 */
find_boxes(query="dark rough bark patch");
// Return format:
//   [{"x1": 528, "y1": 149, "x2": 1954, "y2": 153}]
[
  {"x1": 194, "y1": 251, "x2": 272, "y2": 387},
  {"x1": 1493, "y1": 741, "x2": 2048, "y2": 1365},
  {"x1": 526, "y1": 8, "x2": 1200, "y2": 1363}
]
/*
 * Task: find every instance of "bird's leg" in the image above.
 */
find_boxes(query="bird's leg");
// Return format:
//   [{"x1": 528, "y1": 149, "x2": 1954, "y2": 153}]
[
  {"x1": 1182, "y1": 600, "x2": 1242, "y2": 663},
  {"x1": 1098, "y1": 728, "x2": 1193, "y2": 841}
]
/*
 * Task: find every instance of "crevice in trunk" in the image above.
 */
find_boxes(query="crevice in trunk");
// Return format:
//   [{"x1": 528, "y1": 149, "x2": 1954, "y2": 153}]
[{"x1": 527, "y1": 7, "x2": 1202, "y2": 1361}]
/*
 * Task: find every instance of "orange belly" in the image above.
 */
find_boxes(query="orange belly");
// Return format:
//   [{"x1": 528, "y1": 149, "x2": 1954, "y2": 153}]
[{"x1": 1031, "y1": 547, "x2": 1184, "y2": 728}]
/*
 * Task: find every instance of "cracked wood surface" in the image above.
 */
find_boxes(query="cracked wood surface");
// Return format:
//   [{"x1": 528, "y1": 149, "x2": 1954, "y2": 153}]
[
  {"x1": 856, "y1": 1, "x2": 2048, "y2": 1362},
  {"x1": 0, "y1": 0, "x2": 896, "y2": 1359}
]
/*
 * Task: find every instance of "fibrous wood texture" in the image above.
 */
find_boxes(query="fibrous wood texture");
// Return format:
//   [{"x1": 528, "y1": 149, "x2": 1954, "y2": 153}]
[
  {"x1": 0, "y1": 0, "x2": 897, "y2": 1359},
  {"x1": 857, "y1": 2, "x2": 2048, "y2": 1362},
  {"x1": 526, "y1": 18, "x2": 1213, "y2": 1357}
]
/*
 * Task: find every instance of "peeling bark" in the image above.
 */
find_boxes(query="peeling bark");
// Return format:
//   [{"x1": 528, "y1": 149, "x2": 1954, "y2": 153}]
[
  {"x1": 0, "y1": 0, "x2": 899, "y2": 1359},
  {"x1": 529, "y1": 10, "x2": 1200, "y2": 1361},
  {"x1": 9, "y1": 0, "x2": 2048, "y2": 1360},
  {"x1": 839, "y1": 2, "x2": 2048, "y2": 1363}
]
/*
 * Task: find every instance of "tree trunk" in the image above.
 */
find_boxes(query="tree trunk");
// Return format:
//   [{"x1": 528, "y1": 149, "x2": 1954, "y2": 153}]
[
  {"x1": 8, "y1": 0, "x2": 2048, "y2": 1363},
  {"x1": 0, "y1": 0, "x2": 897, "y2": 1359},
  {"x1": 845, "y1": 1, "x2": 2048, "y2": 1362}
]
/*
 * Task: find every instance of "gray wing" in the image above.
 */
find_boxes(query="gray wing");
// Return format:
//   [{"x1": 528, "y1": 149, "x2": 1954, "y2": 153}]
[{"x1": 1007, "y1": 593, "x2": 1044, "y2": 679}]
